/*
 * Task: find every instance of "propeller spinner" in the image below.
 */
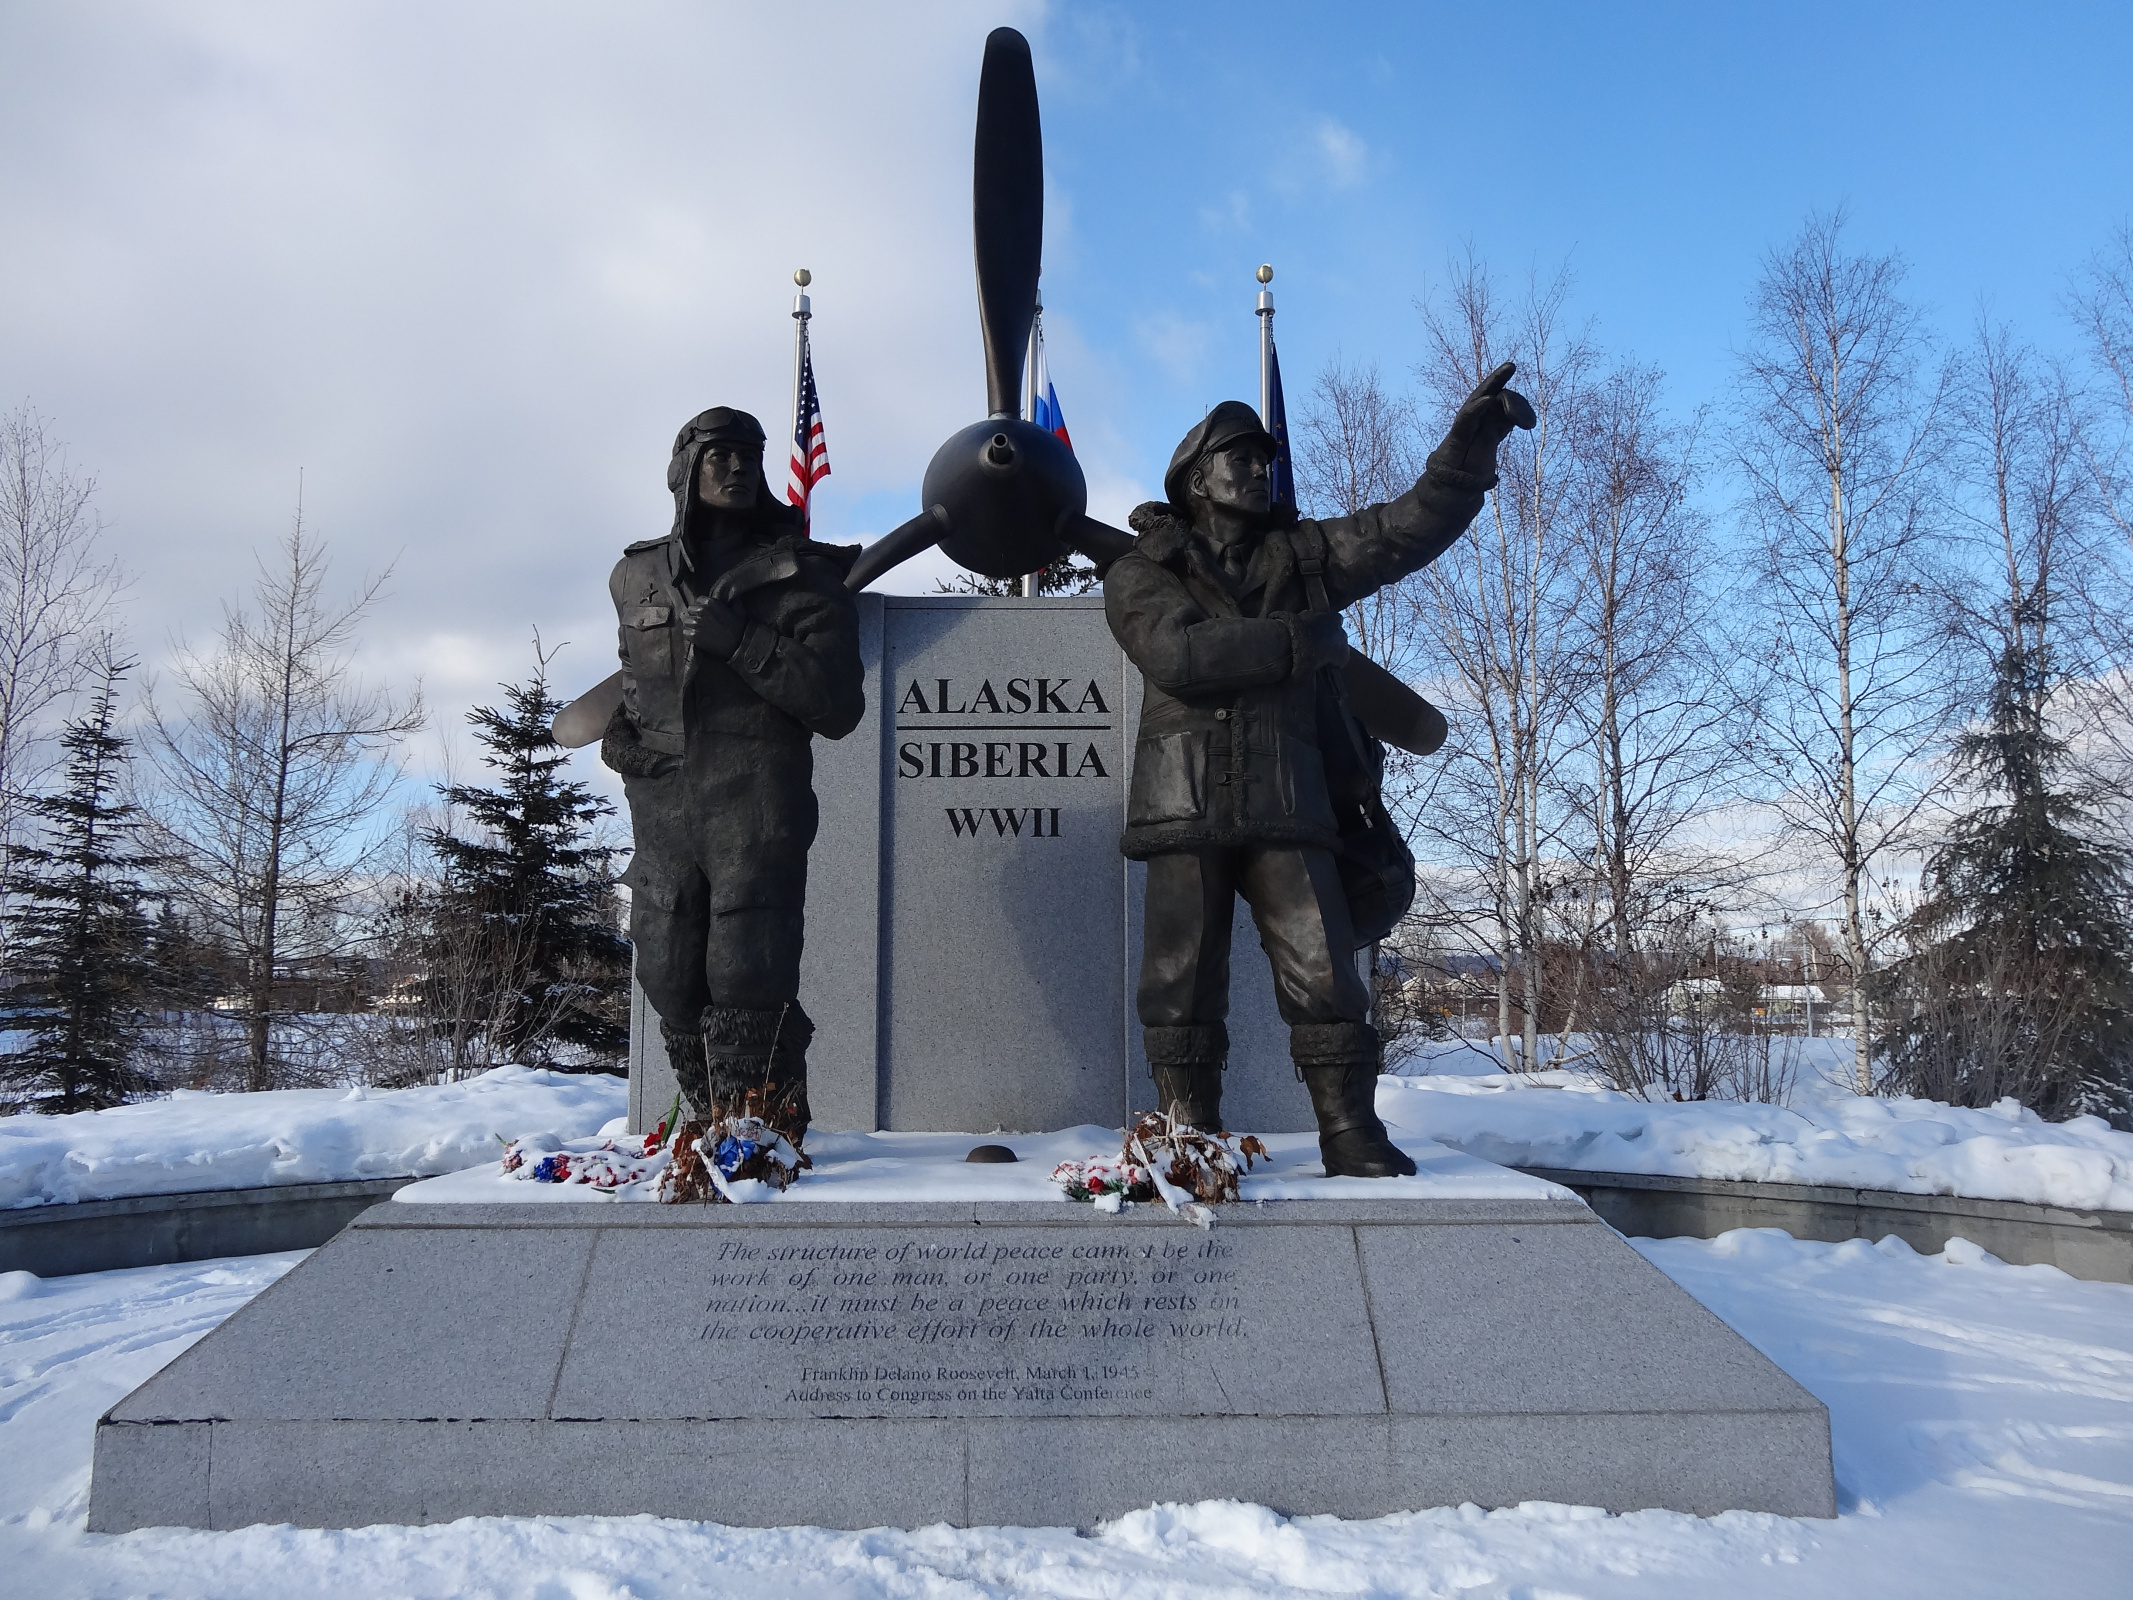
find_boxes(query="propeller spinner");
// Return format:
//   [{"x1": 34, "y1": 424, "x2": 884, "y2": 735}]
[{"x1": 847, "y1": 27, "x2": 1113, "y2": 591}]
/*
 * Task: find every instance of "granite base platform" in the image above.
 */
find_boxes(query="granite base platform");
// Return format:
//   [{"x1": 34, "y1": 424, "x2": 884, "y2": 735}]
[{"x1": 88, "y1": 1197, "x2": 1835, "y2": 1531}]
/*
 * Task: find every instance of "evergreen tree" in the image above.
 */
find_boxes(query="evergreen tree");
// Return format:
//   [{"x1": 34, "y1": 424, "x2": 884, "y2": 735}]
[
  {"x1": 424, "y1": 650, "x2": 629, "y2": 1069},
  {"x1": 933, "y1": 551, "x2": 1097, "y2": 596},
  {"x1": 1, "y1": 655, "x2": 163, "y2": 1110},
  {"x1": 1878, "y1": 637, "x2": 2133, "y2": 1119}
]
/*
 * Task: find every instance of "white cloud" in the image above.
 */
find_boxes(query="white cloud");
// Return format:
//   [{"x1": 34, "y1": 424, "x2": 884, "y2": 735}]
[
  {"x1": 1132, "y1": 309, "x2": 1215, "y2": 387},
  {"x1": 1314, "y1": 117, "x2": 1369, "y2": 188},
  {"x1": 0, "y1": 0, "x2": 1040, "y2": 769}
]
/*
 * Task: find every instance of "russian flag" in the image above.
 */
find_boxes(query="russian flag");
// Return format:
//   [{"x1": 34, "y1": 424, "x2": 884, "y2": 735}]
[{"x1": 1031, "y1": 327, "x2": 1072, "y2": 451}]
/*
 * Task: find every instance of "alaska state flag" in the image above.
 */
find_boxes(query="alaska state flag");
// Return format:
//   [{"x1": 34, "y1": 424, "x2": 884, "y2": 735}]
[
  {"x1": 1031, "y1": 326, "x2": 1073, "y2": 451},
  {"x1": 1265, "y1": 336, "x2": 1296, "y2": 518}
]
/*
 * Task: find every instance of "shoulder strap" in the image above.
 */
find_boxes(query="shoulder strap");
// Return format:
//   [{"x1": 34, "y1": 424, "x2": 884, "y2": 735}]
[{"x1": 1289, "y1": 523, "x2": 1332, "y2": 616}]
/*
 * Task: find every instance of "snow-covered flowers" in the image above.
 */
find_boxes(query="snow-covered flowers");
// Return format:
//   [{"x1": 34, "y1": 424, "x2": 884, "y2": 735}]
[
  {"x1": 1049, "y1": 1155, "x2": 1155, "y2": 1211},
  {"x1": 1052, "y1": 1112, "x2": 1269, "y2": 1219},
  {"x1": 494, "y1": 1097, "x2": 688, "y2": 1197},
  {"x1": 492, "y1": 1093, "x2": 809, "y2": 1204},
  {"x1": 657, "y1": 1107, "x2": 807, "y2": 1204},
  {"x1": 495, "y1": 1131, "x2": 666, "y2": 1194}
]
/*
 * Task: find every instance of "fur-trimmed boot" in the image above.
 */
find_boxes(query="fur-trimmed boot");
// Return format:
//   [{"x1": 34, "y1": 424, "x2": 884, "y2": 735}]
[
  {"x1": 1293, "y1": 1019, "x2": 1416, "y2": 1178},
  {"x1": 763, "y1": 1003, "x2": 814, "y2": 1148},
  {"x1": 1144, "y1": 1022, "x2": 1227, "y2": 1132},
  {"x1": 701, "y1": 1003, "x2": 812, "y2": 1147},
  {"x1": 661, "y1": 1019, "x2": 712, "y2": 1119}
]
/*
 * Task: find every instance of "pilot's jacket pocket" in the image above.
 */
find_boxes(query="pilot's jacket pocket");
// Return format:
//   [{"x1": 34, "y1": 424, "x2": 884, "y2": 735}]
[
  {"x1": 1127, "y1": 731, "x2": 1205, "y2": 825},
  {"x1": 624, "y1": 603, "x2": 676, "y2": 674}
]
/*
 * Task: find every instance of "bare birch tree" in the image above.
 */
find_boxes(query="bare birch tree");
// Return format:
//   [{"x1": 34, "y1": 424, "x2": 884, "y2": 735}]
[
  {"x1": 1557, "y1": 364, "x2": 1760, "y2": 1094},
  {"x1": 0, "y1": 405, "x2": 124, "y2": 951},
  {"x1": 1294, "y1": 357, "x2": 1427, "y2": 674},
  {"x1": 2069, "y1": 223, "x2": 2133, "y2": 545},
  {"x1": 1566, "y1": 364, "x2": 1728, "y2": 964},
  {"x1": 1734, "y1": 211, "x2": 1954, "y2": 1094},
  {"x1": 1948, "y1": 318, "x2": 2098, "y2": 722},
  {"x1": 144, "y1": 512, "x2": 422, "y2": 1089},
  {"x1": 1412, "y1": 259, "x2": 1595, "y2": 1071},
  {"x1": 2064, "y1": 226, "x2": 2133, "y2": 809}
]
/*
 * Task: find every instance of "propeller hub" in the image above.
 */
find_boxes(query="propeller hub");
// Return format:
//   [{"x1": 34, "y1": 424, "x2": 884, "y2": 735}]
[{"x1": 924, "y1": 417, "x2": 1084, "y2": 579}]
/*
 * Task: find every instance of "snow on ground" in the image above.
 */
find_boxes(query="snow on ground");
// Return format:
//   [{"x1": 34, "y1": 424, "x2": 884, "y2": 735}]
[
  {"x1": 1383, "y1": 1040, "x2": 2133, "y2": 1212},
  {"x1": 0, "y1": 1228, "x2": 2125, "y2": 1598},
  {"x1": 398, "y1": 1121, "x2": 1571, "y2": 1205},
  {"x1": 0, "y1": 1067, "x2": 626, "y2": 1209},
  {"x1": 10, "y1": 1044, "x2": 2132, "y2": 1216}
]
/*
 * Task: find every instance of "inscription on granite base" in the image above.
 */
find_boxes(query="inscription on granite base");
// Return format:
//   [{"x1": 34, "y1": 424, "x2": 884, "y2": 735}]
[
  {"x1": 551, "y1": 1214, "x2": 1387, "y2": 1425},
  {"x1": 591, "y1": 1227, "x2": 1279, "y2": 1419},
  {"x1": 89, "y1": 1200, "x2": 1837, "y2": 1531}
]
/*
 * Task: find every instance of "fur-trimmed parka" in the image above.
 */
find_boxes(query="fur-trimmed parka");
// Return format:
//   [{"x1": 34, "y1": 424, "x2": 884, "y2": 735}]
[{"x1": 1103, "y1": 460, "x2": 1492, "y2": 859}]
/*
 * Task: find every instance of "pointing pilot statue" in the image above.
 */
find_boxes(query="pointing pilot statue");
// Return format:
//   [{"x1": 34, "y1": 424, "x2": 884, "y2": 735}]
[
  {"x1": 602, "y1": 407, "x2": 865, "y2": 1144},
  {"x1": 1105, "y1": 364, "x2": 1535, "y2": 1177}
]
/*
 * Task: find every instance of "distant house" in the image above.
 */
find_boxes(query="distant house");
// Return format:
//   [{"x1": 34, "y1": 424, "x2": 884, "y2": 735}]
[
  {"x1": 1665, "y1": 976, "x2": 1726, "y2": 1017},
  {"x1": 1761, "y1": 984, "x2": 1825, "y2": 1020}
]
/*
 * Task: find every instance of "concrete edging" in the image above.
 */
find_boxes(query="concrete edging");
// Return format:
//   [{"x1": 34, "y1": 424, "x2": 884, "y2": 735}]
[
  {"x1": 1519, "y1": 1165, "x2": 2133, "y2": 1285},
  {"x1": 0, "y1": 1177, "x2": 416, "y2": 1278}
]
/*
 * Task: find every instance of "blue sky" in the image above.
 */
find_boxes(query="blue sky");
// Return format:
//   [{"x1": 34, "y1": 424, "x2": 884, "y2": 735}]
[
  {"x1": 1, "y1": 1, "x2": 2128, "y2": 778},
  {"x1": 996, "y1": 1, "x2": 2133, "y2": 542}
]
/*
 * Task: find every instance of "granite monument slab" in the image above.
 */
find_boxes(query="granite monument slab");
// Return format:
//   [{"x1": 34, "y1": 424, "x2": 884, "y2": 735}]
[
  {"x1": 89, "y1": 1195, "x2": 1835, "y2": 1532},
  {"x1": 628, "y1": 594, "x2": 1318, "y2": 1139}
]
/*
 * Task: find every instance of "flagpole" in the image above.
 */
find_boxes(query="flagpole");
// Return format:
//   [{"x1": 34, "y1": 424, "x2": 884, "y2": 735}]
[
  {"x1": 1024, "y1": 290, "x2": 1040, "y2": 422},
  {"x1": 1258, "y1": 259, "x2": 1370, "y2": 1012},
  {"x1": 1020, "y1": 289, "x2": 1042, "y2": 599},
  {"x1": 1256, "y1": 263, "x2": 1274, "y2": 427},
  {"x1": 791, "y1": 267, "x2": 813, "y2": 521}
]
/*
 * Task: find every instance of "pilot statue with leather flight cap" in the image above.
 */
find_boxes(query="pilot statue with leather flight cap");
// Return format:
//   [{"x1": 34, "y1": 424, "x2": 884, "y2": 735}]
[
  {"x1": 1104, "y1": 364, "x2": 1534, "y2": 1177},
  {"x1": 602, "y1": 406, "x2": 865, "y2": 1141}
]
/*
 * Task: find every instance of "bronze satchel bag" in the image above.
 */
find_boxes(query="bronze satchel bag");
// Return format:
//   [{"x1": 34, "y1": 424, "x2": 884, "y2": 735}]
[{"x1": 1290, "y1": 527, "x2": 1416, "y2": 949}]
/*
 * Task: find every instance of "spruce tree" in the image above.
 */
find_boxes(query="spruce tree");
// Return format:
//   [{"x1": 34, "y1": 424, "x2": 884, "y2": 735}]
[
  {"x1": 1879, "y1": 638, "x2": 2133, "y2": 1119},
  {"x1": 425, "y1": 652, "x2": 629, "y2": 1069},
  {"x1": 1, "y1": 656, "x2": 163, "y2": 1111}
]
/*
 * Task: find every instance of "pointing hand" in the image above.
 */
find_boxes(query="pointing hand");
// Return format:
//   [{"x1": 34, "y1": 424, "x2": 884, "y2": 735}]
[{"x1": 1431, "y1": 361, "x2": 1537, "y2": 481}]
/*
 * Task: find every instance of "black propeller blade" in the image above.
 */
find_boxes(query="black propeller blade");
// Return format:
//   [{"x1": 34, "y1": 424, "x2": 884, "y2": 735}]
[
  {"x1": 847, "y1": 24, "x2": 1097, "y2": 587},
  {"x1": 974, "y1": 27, "x2": 1043, "y2": 420}
]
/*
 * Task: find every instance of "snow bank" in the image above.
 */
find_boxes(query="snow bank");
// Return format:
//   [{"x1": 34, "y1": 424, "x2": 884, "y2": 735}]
[
  {"x1": 0, "y1": 1067, "x2": 626, "y2": 1209},
  {"x1": 1378, "y1": 1067, "x2": 2133, "y2": 1212},
  {"x1": 13, "y1": 1045, "x2": 2130, "y2": 1217}
]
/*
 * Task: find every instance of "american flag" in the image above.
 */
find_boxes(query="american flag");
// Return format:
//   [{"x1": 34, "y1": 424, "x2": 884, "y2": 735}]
[{"x1": 786, "y1": 343, "x2": 830, "y2": 515}]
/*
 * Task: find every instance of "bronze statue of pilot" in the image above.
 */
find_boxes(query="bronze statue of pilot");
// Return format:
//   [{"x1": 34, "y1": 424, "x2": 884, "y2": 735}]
[
  {"x1": 602, "y1": 407, "x2": 865, "y2": 1141},
  {"x1": 1104, "y1": 364, "x2": 1534, "y2": 1176}
]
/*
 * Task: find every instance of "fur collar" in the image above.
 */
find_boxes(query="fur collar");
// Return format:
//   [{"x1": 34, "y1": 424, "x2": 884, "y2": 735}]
[
  {"x1": 1126, "y1": 500, "x2": 1194, "y2": 562},
  {"x1": 1123, "y1": 501, "x2": 1302, "y2": 614}
]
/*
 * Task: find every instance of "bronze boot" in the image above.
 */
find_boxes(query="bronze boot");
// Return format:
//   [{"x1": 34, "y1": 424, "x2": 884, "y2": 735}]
[
  {"x1": 1294, "y1": 1020, "x2": 1416, "y2": 1178},
  {"x1": 699, "y1": 1004, "x2": 783, "y2": 1118},
  {"x1": 762, "y1": 1003, "x2": 815, "y2": 1148},
  {"x1": 660, "y1": 1020, "x2": 712, "y2": 1120},
  {"x1": 1144, "y1": 1023, "x2": 1227, "y2": 1131}
]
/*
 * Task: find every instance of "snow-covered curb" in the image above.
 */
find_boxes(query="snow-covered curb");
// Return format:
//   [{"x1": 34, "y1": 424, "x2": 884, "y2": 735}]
[
  {"x1": 1379, "y1": 1071, "x2": 2133, "y2": 1213},
  {"x1": 0, "y1": 1067, "x2": 627, "y2": 1210}
]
